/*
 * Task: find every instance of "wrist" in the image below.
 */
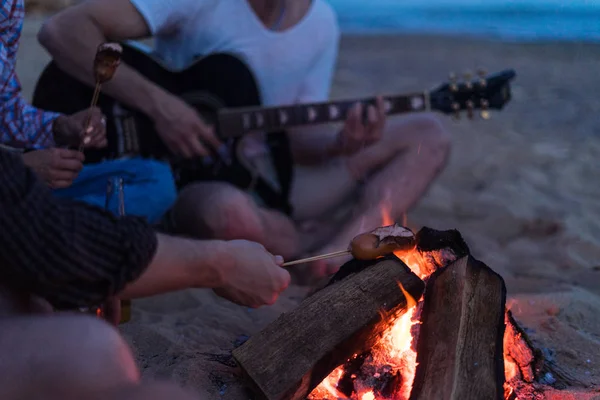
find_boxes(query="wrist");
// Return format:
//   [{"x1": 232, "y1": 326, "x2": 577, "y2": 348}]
[
  {"x1": 139, "y1": 84, "x2": 168, "y2": 119},
  {"x1": 183, "y1": 238, "x2": 231, "y2": 289},
  {"x1": 51, "y1": 114, "x2": 67, "y2": 142}
]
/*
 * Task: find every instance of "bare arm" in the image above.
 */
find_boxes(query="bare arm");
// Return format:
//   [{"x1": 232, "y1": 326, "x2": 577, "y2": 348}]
[
  {"x1": 119, "y1": 234, "x2": 227, "y2": 299},
  {"x1": 120, "y1": 235, "x2": 291, "y2": 309},
  {"x1": 37, "y1": 0, "x2": 168, "y2": 118}
]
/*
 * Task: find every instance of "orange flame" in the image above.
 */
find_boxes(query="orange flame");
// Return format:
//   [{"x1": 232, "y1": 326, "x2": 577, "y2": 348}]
[
  {"x1": 381, "y1": 202, "x2": 394, "y2": 226},
  {"x1": 309, "y1": 203, "x2": 523, "y2": 400}
]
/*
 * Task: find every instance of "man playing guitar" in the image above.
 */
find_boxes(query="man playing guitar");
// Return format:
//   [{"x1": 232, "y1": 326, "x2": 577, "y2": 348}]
[{"x1": 39, "y1": 0, "x2": 452, "y2": 280}]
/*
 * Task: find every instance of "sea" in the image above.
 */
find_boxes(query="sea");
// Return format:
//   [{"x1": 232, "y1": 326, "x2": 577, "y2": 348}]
[{"x1": 327, "y1": 0, "x2": 600, "y2": 42}]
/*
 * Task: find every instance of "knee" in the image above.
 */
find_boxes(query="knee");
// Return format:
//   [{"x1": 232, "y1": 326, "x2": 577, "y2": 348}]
[
  {"x1": 414, "y1": 114, "x2": 451, "y2": 149},
  {"x1": 0, "y1": 315, "x2": 139, "y2": 399},
  {"x1": 396, "y1": 114, "x2": 451, "y2": 165},
  {"x1": 59, "y1": 315, "x2": 140, "y2": 385},
  {"x1": 173, "y1": 183, "x2": 265, "y2": 242}
]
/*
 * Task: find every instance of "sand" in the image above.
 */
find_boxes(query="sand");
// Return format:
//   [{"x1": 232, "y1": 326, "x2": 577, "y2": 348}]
[{"x1": 17, "y1": 13, "x2": 600, "y2": 399}]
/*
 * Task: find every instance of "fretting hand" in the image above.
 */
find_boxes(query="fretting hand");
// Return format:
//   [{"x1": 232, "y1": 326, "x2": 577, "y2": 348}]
[
  {"x1": 152, "y1": 94, "x2": 222, "y2": 158},
  {"x1": 334, "y1": 95, "x2": 387, "y2": 156}
]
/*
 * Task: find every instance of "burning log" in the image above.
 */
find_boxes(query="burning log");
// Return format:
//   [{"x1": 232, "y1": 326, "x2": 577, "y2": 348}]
[
  {"x1": 409, "y1": 256, "x2": 507, "y2": 400},
  {"x1": 312, "y1": 227, "x2": 472, "y2": 398},
  {"x1": 413, "y1": 227, "x2": 470, "y2": 277},
  {"x1": 232, "y1": 256, "x2": 425, "y2": 400},
  {"x1": 504, "y1": 310, "x2": 544, "y2": 385},
  {"x1": 503, "y1": 310, "x2": 546, "y2": 399}
]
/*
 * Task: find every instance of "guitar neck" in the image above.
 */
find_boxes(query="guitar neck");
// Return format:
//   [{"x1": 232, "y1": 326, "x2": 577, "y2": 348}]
[{"x1": 217, "y1": 92, "x2": 430, "y2": 138}]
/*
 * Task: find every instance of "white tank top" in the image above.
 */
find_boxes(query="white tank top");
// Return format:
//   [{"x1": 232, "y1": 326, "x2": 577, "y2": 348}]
[{"x1": 129, "y1": 0, "x2": 340, "y2": 189}]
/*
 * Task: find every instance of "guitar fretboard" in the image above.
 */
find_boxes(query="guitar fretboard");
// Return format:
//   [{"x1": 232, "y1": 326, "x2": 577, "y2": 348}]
[{"x1": 217, "y1": 92, "x2": 429, "y2": 138}]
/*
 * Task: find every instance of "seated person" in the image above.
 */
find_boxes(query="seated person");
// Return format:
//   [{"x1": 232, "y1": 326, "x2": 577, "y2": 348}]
[
  {"x1": 0, "y1": 0, "x2": 176, "y2": 225},
  {"x1": 0, "y1": 148, "x2": 290, "y2": 399},
  {"x1": 40, "y1": 0, "x2": 452, "y2": 279}
]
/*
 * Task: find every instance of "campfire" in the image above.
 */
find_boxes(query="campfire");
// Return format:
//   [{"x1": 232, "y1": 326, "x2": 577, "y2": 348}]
[{"x1": 233, "y1": 222, "x2": 544, "y2": 400}]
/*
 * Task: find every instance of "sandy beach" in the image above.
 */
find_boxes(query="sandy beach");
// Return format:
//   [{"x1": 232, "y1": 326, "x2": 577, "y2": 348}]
[{"x1": 17, "y1": 13, "x2": 600, "y2": 399}]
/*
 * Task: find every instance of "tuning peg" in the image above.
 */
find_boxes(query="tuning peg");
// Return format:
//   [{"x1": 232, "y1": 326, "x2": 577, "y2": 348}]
[
  {"x1": 464, "y1": 71, "x2": 473, "y2": 89},
  {"x1": 480, "y1": 99, "x2": 490, "y2": 120},
  {"x1": 449, "y1": 72, "x2": 458, "y2": 92},
  {"x1": 466, "y1": 100, "x2": 474, "y2": 119},
  {"x1": 477, "y1": 67, "x2": 487, "y2": 87},
  {"x1": 451, "y1": 102, "x2": 461, "y2": 120}
]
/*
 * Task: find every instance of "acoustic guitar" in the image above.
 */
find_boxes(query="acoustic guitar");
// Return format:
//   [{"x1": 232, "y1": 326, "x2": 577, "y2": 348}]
[{"x1": 32, "y1": 42, "x2": 516, "y2": 212}]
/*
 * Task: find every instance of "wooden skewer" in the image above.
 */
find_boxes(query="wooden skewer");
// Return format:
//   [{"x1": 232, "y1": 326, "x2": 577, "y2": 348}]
[
  {"x1": 78, "y1": 81, "x2": 102, "y2": 152},
  {"x1": 282, "y1": 250, "x2": 351, "y2": 267}
]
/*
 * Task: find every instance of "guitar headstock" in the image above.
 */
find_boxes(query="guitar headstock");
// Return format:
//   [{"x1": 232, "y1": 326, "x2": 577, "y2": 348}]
[{"x1": 429, "y1": 68, "x2": 516, "y2": 120}]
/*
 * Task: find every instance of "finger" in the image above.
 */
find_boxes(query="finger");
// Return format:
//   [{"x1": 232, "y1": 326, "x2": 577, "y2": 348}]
[
  {"x1": 87, "y1": 127, "x2": 106, "y2": 148},
  {"x1": 198, "y1": 123, "x2": 222, "y2": 150},
  {"x1": 274, "y1": 255, "x2": 284, "y2": 266},
  {"x1": 186, "y1": 136, "x2": 209, "y2": 158},
  {"x1": 366, "y1": 105, "x2": 381, "y2": 142},
  {"x1": 376, "y1": 96, "x2": 386, "y2": 117},
  {"x1": 81, "y1": 108, "x2": 103, "y2": 132},
  {"x1": 95, "y1": 138, "x2": 108, "y2": 148},
  {"x1": 49, "y1": 169, "x2": 79, "y2": 182},
  {"x1": 375, "y1": 95, "x2": 387, "y2": 129},
  {"x1": 367, "y1": 105, "x2": 378, "y2": 126},
  {"x1": 164, "y1": 139, "x2": 182, "y2": 157},
  {"x1": 55, "y1": 148, "x2": 85, "y2": 161},
  {"x1": 50, "y1": 179, "x2": 76, "y2": 189},
  {"x1": 177, "y1": 140, "x2": 194, "y2": 159},
  {"x1": 279, "y1": 269, "x2": 291, "y2": 291},
  {"x1": 55, "y1": 159, "x2": 84, "y2": 172},
  {"x1": 90, "y1": 116, "x2": 106, "y2": 139},
  {"x1": 345, "y1": 103, "x2": 362, "y2": 136}
]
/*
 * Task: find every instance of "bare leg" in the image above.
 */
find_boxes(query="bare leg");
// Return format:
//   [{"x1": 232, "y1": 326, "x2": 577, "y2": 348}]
[
  {"x1": 0, "y1": 314, "x2": 140, "y2": 400},
  {"x1": 169, "y1": 182, "x2": 301, "y2": 259},
  {"x1": 291, "y1": 114, "x2": 451, "y2": 277}
]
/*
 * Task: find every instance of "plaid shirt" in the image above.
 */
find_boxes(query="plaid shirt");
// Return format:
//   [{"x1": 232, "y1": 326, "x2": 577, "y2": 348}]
[{"x1": 0, "y1": 0, "x2": 60, "y2": 149}]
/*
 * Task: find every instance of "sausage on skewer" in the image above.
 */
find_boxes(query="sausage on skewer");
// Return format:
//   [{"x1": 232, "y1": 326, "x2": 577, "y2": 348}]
[
  {"x1": 349, "y1": 223, "x2": 415, "y2": 260},
  {"x1": 282, "y1": 223, "x2": 416, "y2": 267}
]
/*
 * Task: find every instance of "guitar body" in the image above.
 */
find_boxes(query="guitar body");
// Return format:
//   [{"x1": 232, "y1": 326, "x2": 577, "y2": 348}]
[{"x1": 32, "y1": 43, "x2": 294, "y2": 212}]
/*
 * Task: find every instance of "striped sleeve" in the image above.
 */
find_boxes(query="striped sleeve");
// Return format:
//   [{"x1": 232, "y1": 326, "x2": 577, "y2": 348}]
[{"x1": 0, "y1": 150, "x2": 158, "y2": 309}]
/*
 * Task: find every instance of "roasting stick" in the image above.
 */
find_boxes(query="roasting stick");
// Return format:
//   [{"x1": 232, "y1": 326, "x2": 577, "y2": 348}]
[
  {"x1": 282, "y1": 224, "x2": 417, "y2": 267},
  {"x1": 282, "y1": 250, "x2": 350, "y2": 267},
  {"x1": 79, "y1": 43, "x2": 123, "y2": 152},
  {"x1": 78, "y1": 82, "x2": 102, "y2": 152}
]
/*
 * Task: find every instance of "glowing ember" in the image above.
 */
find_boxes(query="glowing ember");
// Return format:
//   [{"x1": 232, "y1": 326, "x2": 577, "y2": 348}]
[{"x1": 310, "y1": 205, "x2": 525, "y2": 400}]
